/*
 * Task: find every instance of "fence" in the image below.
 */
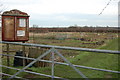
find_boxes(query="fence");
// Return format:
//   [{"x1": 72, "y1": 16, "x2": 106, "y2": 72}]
[{"x1": 0, "y1": 41, "x2": 120, "y2": 80}]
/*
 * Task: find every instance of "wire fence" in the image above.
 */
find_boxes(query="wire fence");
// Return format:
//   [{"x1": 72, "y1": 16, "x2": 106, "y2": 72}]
[{"x1": 0, "y1": 41, "x2": 120, "y2": 80}]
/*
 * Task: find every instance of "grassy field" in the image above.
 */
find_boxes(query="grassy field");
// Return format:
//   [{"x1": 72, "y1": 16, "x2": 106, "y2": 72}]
[
  {"x1": 29, "y1": 32, "x2": 118, "y2": 48},
  {"x1": 2, "y1": 32, "x2": 119, "y2": 79},
  {"x1": 23, "y1": 37, "x2": 119, "y2": 78}
]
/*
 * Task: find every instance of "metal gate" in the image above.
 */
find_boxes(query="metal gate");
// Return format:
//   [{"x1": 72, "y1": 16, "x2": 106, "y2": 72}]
[{"x1": 0, "y1": 41, "x2": 120, "y2": 80}]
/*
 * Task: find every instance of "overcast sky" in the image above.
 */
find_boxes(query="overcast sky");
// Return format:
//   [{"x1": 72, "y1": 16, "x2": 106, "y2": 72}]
[{"x1": 1, "y1": 0, "x2": 119, "y2": 27}]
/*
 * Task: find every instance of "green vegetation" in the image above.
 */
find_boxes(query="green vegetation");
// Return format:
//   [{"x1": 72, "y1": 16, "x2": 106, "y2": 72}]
[
  {"x1": 30, "y1": 32, "x2": 117, "y2": 48},
  {"x1": 2, "y1": 32, "x2": 119, "y2": 78},
  {"x1": 26, "y1": 38, "x2": 119, "y2": 78}
]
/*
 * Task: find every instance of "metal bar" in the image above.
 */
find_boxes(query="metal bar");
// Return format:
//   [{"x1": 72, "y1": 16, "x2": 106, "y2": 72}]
[
  {"x1": 51, "y1": 48, "x2": 55, "y2": 80},
  {"x1": 0, "y1": 41, "x2": 120, "y2": 54},
  {"x1": 0, "y1": 73, "x2": 28, "y2": 80},
  {"x1": 6, "y1": 44, "x2": 10, "y2": 66},
  {"x1": 1, "y1": 53, "x2": 120, "y2": 74},
  {"x1": 53, "y1": 49, "x2": 88, "y2": 80},
  {"x1": 57, "y1": 62, "x2": 120, "y2": 74},
  {"x1": 0, "y1": 65, "x2": 67, "y2": 80},
  {"x1": 9, "y1": 48, "x2": 53, "y2": 79},
  {"x1": 22, "y1": 41, "x2": 25, "y2": 66}
]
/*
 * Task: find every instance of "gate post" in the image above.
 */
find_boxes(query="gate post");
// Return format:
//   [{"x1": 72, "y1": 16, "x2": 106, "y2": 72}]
[
  {"x1": 22, "y1": 41, "x2": 25, "y2": 66},
  {"x1": 51, "y1": 48, "x2": 55, "y2": 80},
  {"x1": 6, "y1": 44, "x2": 10, "y2": 66}
]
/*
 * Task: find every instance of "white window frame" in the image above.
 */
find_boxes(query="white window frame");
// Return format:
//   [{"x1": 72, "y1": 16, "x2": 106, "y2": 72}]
[{"x1": 19, "y1": 18, "x2": 26, "y2": 27}]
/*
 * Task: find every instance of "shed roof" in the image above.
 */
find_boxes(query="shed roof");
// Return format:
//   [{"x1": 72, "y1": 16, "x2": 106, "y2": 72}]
[{"x1": 2, "y1": 9, "x2": 29, "y2": 17}]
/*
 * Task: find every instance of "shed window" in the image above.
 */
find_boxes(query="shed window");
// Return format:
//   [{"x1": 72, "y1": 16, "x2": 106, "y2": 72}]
[{"x1": 19, "y1": 18, "x2": 26, "y2": 27}]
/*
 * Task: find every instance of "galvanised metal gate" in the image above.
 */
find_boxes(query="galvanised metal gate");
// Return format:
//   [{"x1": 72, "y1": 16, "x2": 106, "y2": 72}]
[{"x1": 0, "y1": 41, "x2": 120, "y2": 80}]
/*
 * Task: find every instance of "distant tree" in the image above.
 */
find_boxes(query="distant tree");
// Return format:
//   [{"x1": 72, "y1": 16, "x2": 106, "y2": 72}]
[
  {"x1": 84, "y1": 25, "x2": 88, "y2": 27},
  {"x1": 69, "y1": 24, "x2": 79, "y2": 28},
  {"x1": 32, "y1": 24, "x2": 39, "y2": 28},
  {"x1": 74, "y1": 24, "x2": 78, "y2": 27}
]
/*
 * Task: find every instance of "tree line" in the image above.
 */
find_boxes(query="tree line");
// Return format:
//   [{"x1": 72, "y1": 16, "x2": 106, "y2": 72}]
[{"x1": 29, "y1": 27, "x2": 119, "y2": 33}]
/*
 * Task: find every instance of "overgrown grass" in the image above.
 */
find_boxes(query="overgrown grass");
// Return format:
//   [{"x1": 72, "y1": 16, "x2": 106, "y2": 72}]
[
  {"x1": 2, "y1": 32, "x2": 119, "y2": 78},
  {"x1": 29, "y1": 32, "x2": 117, "y2": 48},
  {"x1": 26, "y1": 38, "x2": 119, "y2": 78}
]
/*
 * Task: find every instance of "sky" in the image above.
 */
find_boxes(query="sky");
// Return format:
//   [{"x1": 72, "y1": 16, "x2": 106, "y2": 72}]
[{"x1": 1, "y1": 0, "x2": 119, "y2": 27}]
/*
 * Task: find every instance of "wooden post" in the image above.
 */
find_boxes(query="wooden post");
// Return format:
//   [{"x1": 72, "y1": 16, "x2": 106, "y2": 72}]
[
  {"x1": 6, "y1": 44, "x2": 10, "y2": 66},
  {"x1": 22, "y1": 41, "x2": 25, "y2": 66}
]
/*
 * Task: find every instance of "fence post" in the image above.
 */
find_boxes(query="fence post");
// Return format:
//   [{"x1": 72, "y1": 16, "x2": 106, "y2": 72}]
[{"x1": 6, "y1": 44, "x2": 10, "y2": 66}]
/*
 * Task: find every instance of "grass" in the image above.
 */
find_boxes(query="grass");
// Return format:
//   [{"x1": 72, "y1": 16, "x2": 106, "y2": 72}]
[
  {"x1": 25, "y1": 38, "x2": 119, "y2": 78},
  {"x1": 30, "y1": 32, "x2": 118, "y2": 48},
  {"x1": 99, "y1": 37, "x2": 119, "y2": 50},
  {"x1": 70, "y1": 38, "x2": 119, "y2": 77}
]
